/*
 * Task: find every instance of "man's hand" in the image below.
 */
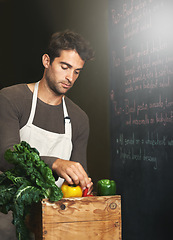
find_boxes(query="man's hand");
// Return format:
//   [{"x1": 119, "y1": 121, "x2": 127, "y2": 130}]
[{"x1": 52, "y1": 159, "x2": 93, "y2": 192}]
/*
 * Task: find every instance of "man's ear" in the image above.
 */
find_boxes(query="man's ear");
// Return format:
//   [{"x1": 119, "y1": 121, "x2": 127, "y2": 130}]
[{"x1": 42, "y1": 54, "x2": 50, "y2": 68}]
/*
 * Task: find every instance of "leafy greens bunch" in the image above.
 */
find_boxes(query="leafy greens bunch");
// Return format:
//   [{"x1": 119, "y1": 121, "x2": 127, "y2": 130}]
[{"x1": 0, "y1": 141, "x2": 63, "y2": 240}]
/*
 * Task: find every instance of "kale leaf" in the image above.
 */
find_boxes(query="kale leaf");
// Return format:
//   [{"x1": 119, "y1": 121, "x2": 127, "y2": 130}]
[{"x1": 0, "y1": 141, "x2": 63, "y2": 240}]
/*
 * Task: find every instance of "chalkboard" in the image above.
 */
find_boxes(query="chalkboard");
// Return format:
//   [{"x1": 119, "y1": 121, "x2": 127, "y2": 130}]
[{"x1": 108, "y1": 0, "x2": 173, "y2": 239}]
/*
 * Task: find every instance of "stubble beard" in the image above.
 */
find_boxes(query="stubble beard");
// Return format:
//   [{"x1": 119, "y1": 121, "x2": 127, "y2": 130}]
[{"x1": 45, "y1": 73, "x2": 71, "y2": 97}]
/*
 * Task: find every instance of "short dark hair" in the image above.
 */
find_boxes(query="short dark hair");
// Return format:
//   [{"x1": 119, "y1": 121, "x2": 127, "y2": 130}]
[{"x1": 47, "y1": 30, "x2": 94, "y2": 63}]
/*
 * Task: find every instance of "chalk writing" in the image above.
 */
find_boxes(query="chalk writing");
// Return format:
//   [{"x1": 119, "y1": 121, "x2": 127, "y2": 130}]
[
  {"x1": 110, "y1": 0, "x2": 173, "y2": 174},
  {"x1": 122, "y1": 39, "x2": 173, "y2": 93},
  {"x1": 111, "y1": 94, "x2": 173, "y2": 126},
  {"x1": 109, "y1": 0, "x2": 173, "y2": 237},
  {"x1": 112, "y1": 0, "x2": 164, "y2": 40},
  {"x1": 116, "y1": 132, "x2": 172, "y2": 169}
]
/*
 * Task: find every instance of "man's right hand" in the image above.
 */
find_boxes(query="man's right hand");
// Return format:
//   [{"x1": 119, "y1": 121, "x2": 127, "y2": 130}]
[{"x1": 52, "y1": 158, "x2": 93, "y2": 192}]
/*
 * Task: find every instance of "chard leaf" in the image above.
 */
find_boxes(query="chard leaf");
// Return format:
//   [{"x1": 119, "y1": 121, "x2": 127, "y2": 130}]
[{"x1": 0, "y1": 141, "x2": 63, "y2": 240}]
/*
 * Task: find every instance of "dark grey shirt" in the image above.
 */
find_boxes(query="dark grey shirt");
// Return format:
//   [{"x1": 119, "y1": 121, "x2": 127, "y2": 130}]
[{"x1": 0, "y1": 83, "x2": 89, "y2": 172}]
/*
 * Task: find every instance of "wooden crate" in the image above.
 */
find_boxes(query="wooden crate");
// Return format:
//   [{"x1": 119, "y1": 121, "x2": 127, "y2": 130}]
[{"x1": 28, "y1": 195, "x2": 121, "y2": 240}]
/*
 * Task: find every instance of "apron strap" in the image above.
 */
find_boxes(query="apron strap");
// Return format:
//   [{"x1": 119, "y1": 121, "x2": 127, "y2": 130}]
[
  {"x1": 56, "y1": 97, "x2": 72, "y2": 187},
  {"x1": 27, "y1": 81, "x2": 39, "y2": 125},
  {"x1": 62, "y1": 97, "x2": 72, "y2": 139}
]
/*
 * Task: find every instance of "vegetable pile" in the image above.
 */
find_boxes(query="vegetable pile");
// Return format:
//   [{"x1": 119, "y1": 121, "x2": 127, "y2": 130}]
[{"x1": 0, "y1": 141, "x2": 63, "y2": 240}]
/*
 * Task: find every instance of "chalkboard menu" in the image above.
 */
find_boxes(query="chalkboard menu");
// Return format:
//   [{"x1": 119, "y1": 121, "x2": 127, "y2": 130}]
[{"x1": 108, "y1": 0, "x2": 173, "y2": 239}]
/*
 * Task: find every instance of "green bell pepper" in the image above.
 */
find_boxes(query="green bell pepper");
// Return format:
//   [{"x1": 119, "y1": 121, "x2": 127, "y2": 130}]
[{"x1": 97, "y1": 179, "x2": 116, "y2": 196}]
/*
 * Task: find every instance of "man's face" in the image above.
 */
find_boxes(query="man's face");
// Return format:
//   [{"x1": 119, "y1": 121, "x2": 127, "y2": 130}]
[{"x1": 44, "y1": 50, "x2": 85, "y2": 96}]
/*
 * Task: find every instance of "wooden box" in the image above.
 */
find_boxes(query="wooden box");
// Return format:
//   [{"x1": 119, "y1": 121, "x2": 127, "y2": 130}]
[{"x1": 29, "y1": 195, "x2": 121, "y2": 240}]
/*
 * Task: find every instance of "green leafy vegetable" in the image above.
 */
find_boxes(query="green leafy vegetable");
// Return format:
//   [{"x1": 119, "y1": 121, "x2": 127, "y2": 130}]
[{"x1": 0, "y1": 141, "x2": 63, "y2": 240}]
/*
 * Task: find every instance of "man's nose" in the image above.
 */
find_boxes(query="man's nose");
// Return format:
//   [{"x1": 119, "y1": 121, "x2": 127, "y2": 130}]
[{"x1": 66, "y1": 70, "x2": 74, "y2": 82}]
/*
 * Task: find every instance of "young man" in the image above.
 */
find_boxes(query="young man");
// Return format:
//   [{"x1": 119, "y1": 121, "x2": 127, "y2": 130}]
[
  {"x1": 0, "y1": 30, "x2": 94, "y2": 191},
  {"x1": 0, "y1": 30, "x2": 94, "y2": 239}
]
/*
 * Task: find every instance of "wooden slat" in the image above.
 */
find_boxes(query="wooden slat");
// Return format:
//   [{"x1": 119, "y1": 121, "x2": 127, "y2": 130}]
[
  {"x1": 43, "y1": 220, "x2": 121, "y2": 240},
  {"x1": 42, "y1": 196, "x2": 121, "y2": 222},
  {"x1": 42, "y1": 196, "x2": 121, "y2": 240}
]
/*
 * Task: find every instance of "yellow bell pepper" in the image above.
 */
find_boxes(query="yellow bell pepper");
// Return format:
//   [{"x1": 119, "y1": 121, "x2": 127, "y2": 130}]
[{"x1": 61, "y1": 182, "x2": 83, "y2": 198}]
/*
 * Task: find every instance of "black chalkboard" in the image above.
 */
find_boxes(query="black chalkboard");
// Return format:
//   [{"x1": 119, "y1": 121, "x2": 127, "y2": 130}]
[{"x1": 108, "y1": 0, "x2": 173, "y2": 239}]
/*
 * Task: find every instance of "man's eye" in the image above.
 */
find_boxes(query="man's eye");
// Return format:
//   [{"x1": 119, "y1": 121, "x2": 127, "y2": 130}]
[
  {"x1": 61, "y1": 65, "x2": 68, "y2": 70},
  {"x1": 75, "y1": 70, "x2": 80, "y2": 75}
]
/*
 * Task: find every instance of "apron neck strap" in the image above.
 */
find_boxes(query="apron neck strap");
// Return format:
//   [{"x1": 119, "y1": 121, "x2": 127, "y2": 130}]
[
  {"x1": 62, "y1": 96, "x2": 68, "y2": 118},
  {"x1": 27, "y1": 81, "x2": 39, "y2": 124},
  {"x1": 62, "y1": 97, "x2": 71, "y2": 137}
]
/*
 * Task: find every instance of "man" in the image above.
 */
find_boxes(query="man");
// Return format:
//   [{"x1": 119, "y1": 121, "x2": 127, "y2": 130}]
[
  {"x1": 0, "y1": 30, "x2": 94, "y2": 191},
  {"x1": 0, "y1": 30, "x2": 94, "y2": 239}
]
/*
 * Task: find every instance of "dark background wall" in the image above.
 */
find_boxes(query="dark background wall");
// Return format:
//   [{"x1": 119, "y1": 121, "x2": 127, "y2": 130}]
[{"x1": 0, "y1": 0, "x2": 110, "y2": 188}]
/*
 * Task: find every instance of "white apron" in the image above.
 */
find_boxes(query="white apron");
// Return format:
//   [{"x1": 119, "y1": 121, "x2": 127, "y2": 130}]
[{"x1": 20, "y1": 81, "x2": 72, "y2": 187}]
